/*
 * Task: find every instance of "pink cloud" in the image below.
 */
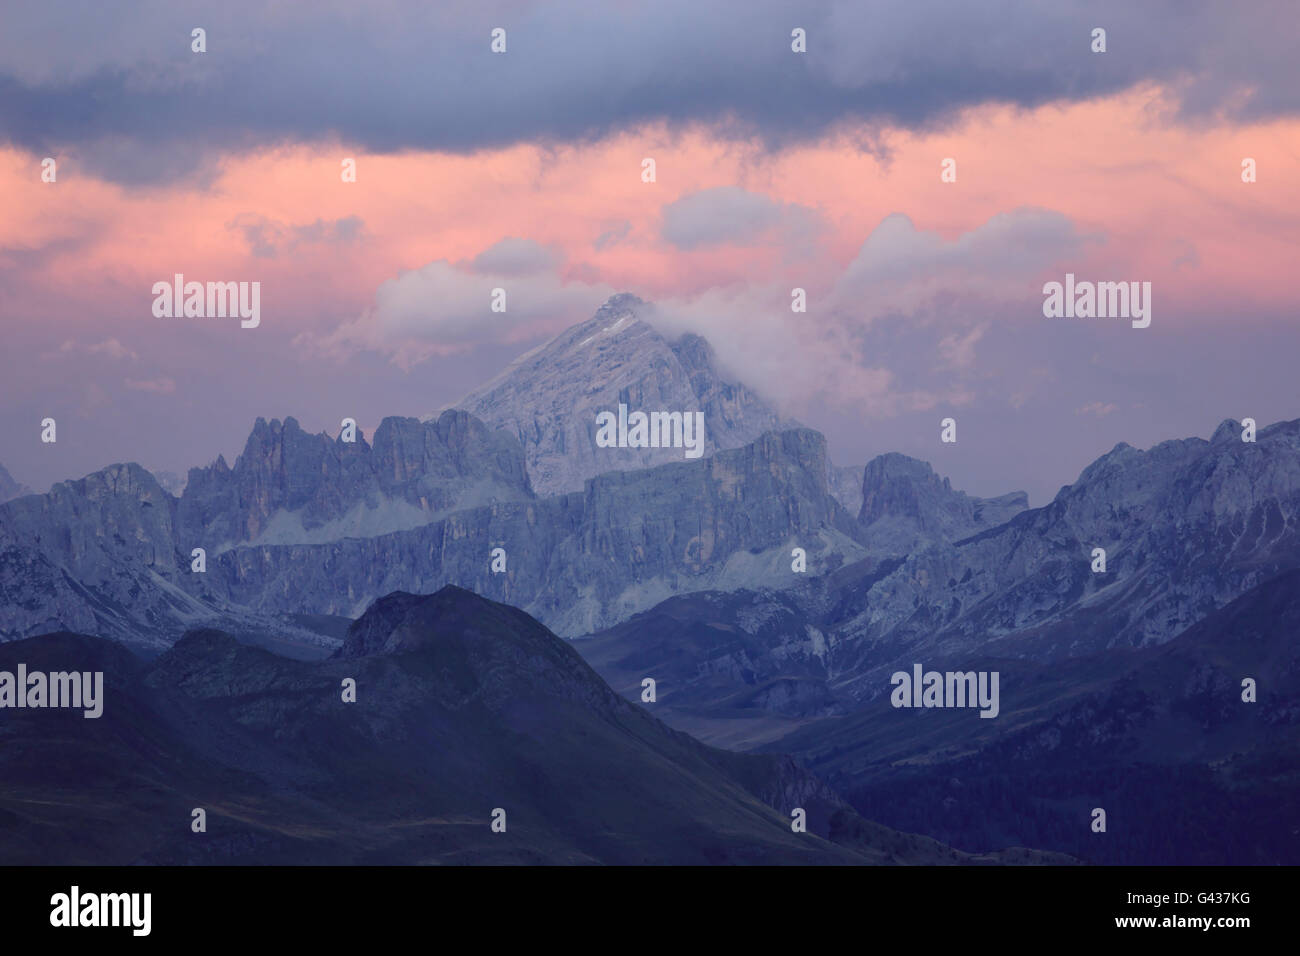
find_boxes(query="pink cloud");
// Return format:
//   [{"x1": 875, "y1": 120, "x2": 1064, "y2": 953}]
[{"x1": 124, "y1": 377, "x2": 177, "y2": 394}]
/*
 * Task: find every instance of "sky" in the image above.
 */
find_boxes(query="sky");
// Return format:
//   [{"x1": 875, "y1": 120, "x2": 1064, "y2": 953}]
[{"x1": 2, "y1": 0, "x2": 1298, "y2": 505}]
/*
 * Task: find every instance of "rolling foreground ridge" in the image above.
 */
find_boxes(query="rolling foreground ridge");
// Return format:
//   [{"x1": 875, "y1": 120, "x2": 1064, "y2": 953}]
[{"x1": 0, "y1": 585, "x2": 1068, "y2": 865}]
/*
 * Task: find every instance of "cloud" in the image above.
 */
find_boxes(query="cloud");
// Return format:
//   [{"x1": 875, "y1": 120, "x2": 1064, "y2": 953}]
[
  {"x1": 593, "y1": 221, "x2": 632, "y2": 252},
  {"x1": 830, "y1": 208, "x2": 1095, "y2": 326},
  {"x1": 938, "y1": 323, "x2": 988, "y2": 370},
  {"x1": 0, "y1": 231, "x2": 102, "y2": 280},
  {"x1": 51, "y1": 338, "x2": 137, "y2": 360},
  {"x1": 310, "y1": 205, "x2": 1092, "y2": 415},
  {"x1": 470, "y1": 238, "x2": 560, "y2": 276},
  {"x1": 1170, "y1": 239, "x2": 1200, "y2": 271},
  {"x1": 661, "y1": 187, "x2": 823, "y2": 250},
  {"x1": 1078, "y1": 401, "x2": 1119, "y2": 417},
  {"x1": 228, "y1": 214, "x2": 365, "y2": 259},
  {"x1": 639, "y1": 207, "x2": 1094, "y2": 418},
  {"x1": 124, "y1": 376, "x2": 176, "y2": 394},
  {"x1": 305, "y1": 243, "x2": 613, "y2": 367},
  {"x1": 645, "y1": 287, "x2": 934, "y2": 416},
  {"x1": 841, "y1": 209, "x2": 1088, "y2": 290},
  {"x1": 4, "y1": 2, "x2": 1298, "y2": 184}
]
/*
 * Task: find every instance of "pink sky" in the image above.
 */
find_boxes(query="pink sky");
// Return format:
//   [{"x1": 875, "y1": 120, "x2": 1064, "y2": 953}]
[
  {"x1": 5, "y1": 86, "x2": 1297, "y2": 337},
  {"x1": 3, "y1": 85, "x2": 1299, "y2": 499}
]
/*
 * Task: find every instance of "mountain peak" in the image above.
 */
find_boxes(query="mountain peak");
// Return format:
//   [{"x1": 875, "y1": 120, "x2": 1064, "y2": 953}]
[
  {"x1": 858, "y1": 452, "x2": 1026, "y2": 547},
  {"x1": 449, "y1": 295, "x2": 783, "y2": 495},
  {"x1": 1211, "y1": 418, "x2": 1241, "y2": 443},
  {"x1": 1073, "y1": 441, "x2": 1139, "y2": 487},
  {"x1": 337, "y1": 585, "x2": 555, "y2": 661},
  {"x1": 0, "y1": 462, "x2": 33, "y2": 502},
  {"x1": 541, "y1": 292, "x2": 655, "y2": 357},
  {"x1": 173, "y1": 626, "x2": 243, "y2": 653},
  {"x1": 333, "y1": 585, "x2": 632, "y2": 716},
  {"x1": 596, "y1": 291, "x2": 645, "y2": 316},
  {"x1": 864, "y1": 452, "x2": 938, "y2": 480}
]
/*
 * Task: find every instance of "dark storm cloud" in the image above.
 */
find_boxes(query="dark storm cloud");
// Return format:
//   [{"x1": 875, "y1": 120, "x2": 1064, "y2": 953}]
[{"x1": 1, "y1": 0, "x2": 1296, "y2": 184}]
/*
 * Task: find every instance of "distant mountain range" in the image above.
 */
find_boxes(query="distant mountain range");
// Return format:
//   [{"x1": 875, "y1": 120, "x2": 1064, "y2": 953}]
[
  {"x1": 0, "y1": 423, "x2": 864, "y2": 649},
  {"x1": 0, "y1": 298, "x2": 870, "y2": 646},
  {"x1": 578, "y1": 416, "x2": 1300, "y2": 713},
  {"x1": 2, "y1": 293, "x2": 1297, "y2": 865},
  {"x1": 0, "y1": 586, "x2": 1062, "y2": 864},
  {"x1": 1, "y1": 296, "x2": 1294, "y2": 670}
]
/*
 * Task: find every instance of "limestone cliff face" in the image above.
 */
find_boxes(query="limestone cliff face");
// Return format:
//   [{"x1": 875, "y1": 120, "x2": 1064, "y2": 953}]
[
  {"x1": 0, "y1": 416, "x2": 864, "y2": 644},
  {"x1": 176, "y1": 409, "x2": 533, "y2": 550},
  {"x1": 856, "y1": 452, "x2": 1028, "y2": 555},
  {"x1": 0, "y1": 462, "x2": 213, "y2": 647},
  {"x1": 828, "y1": 463, "x2": 865, "y2": 517},
  {"x1": 206, "y1": 426, "x2": 864, "y2": 638},
  {"x1": 0, "y1": 410, "x2": 534, "y2": 648}
]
